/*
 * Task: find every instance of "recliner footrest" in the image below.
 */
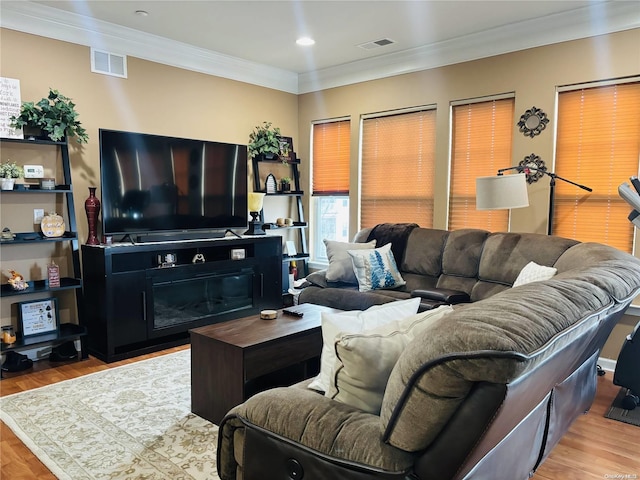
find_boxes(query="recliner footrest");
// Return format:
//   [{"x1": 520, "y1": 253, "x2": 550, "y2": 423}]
[{"x1": 411, "y1": 288, "x2": 470, "y2": 304}]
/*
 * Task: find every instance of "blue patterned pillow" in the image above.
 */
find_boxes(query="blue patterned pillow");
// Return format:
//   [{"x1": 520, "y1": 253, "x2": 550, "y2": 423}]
[{"x1": 347, "y1": 243, "x2": 406, "y2": 292}]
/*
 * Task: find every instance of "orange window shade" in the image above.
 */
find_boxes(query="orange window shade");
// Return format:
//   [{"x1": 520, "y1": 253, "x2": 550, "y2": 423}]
[
  {"x1": 312, "y1": 120, "x2": 350, "y2": 195},
  {"x1": 361, "y1": 109, "x2": 436, "y2": 229},
  {"x1": 555, "y1": 82, "x2": 640, "y2": 252},
  {"x1": 449, "y1": 98, "x2": 515, "y2": 231}
]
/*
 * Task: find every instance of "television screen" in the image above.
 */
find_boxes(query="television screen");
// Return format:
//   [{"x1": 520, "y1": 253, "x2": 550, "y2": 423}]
[{"x1": 99, "y1": 129, "x2": 248, "y2": 237}]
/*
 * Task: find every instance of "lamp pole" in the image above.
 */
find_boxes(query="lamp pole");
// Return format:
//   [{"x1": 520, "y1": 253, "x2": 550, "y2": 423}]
[{"x1": 497, "y1": 166, "x2": 592, "y2": 235}]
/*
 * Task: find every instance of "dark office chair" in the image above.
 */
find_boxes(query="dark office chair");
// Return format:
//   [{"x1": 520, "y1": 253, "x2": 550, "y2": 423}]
[{"x1": 613, "y1": 320, "x2": 640, "y2": 410}]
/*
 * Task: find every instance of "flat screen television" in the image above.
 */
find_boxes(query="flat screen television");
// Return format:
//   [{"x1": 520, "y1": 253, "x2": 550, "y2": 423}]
[{"x1": 99, "y1": 129, "x2": 248, "y2": 240}]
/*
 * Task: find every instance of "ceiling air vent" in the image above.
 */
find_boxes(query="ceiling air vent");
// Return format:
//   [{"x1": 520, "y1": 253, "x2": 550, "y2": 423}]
[
  {"x1": 357, "y1": 38, "x2": 396, "y2": 50},
  {"x1": 91, "y1": 48, "x2": 127, "y2": 78}
]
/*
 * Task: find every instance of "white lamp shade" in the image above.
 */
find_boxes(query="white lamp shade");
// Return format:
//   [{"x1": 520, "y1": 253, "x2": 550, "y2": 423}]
[
  {"x1": 248, "y1": 192, "x2": 265, "y2": 212},
  {"x1": 476, "y1": 173, "x2": 529, "y2": 210}
]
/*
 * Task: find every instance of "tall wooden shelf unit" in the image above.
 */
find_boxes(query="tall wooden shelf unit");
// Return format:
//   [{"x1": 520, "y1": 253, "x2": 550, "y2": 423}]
[
  {"x1": 252, "y1": 154, "x2": 309, "y2": 292},
  {"x1": 0, "y1": 137, "x2": 87, "y2": 364}
]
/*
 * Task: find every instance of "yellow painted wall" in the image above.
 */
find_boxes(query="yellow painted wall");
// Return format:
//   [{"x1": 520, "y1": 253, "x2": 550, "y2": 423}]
[
  {"x1": 1, "y1": 27, "x2": 638, "y2": 361},
  {"x1": 0, "y1": 28, "x2": 299, "y2": 331},
  {"x1": 297, "y1": 28, "x2": 640, "y2": 361},
  {"x1": 298, "y1": 28, "x2": 640, "y2": 238}
]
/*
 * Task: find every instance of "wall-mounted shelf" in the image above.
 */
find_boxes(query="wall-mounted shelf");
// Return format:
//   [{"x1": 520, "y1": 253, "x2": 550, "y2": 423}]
[
  {"x1": 1, "y1": 184, "x2": 72, "y2": 193},
  {"x1": 1, "y1": 232, "x2": 78, "y2": 244},
  {"x1": 263, "y1": 222, "x2": 307, "y2": 230},
  {"x1": 0, "y1": 323, "x2": 86, "y2": 354},
  {"x1": 1, "y1": 278, "x2": 82, "y2": 298}
]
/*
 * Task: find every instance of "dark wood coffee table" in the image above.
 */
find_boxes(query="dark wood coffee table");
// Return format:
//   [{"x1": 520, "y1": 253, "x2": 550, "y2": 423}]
[{"x1": 190, "y1": 303, "x2": 341, "y2": 424}]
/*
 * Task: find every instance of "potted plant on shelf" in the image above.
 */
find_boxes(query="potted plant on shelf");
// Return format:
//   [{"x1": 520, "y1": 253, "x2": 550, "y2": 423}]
[
  {"x1": 248, "y1": 121, "x2": 285, "y2": 160},
  {"x1": 9, "y1": 88, "x2": 89, "y2": 144},
  {"x1": 0, "y1": 160, "x2": 23, "y2": 190},
  {"x1": 280, "y1": 176, "x2": 292, "y2": 192}
]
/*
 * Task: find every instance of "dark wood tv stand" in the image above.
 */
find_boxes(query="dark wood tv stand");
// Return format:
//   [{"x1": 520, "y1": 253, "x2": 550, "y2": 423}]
[{"x1": 81, "y1": 235, "x2": 282, "y2": 362}]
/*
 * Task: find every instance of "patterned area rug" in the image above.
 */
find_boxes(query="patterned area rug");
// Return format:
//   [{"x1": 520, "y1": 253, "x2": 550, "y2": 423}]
[
  {"x1": 0, "y1": 350, "x2": 220, "y2": 479},
  {"x1": 605, "y1": 387, "x2": 640, "y2": 427}
]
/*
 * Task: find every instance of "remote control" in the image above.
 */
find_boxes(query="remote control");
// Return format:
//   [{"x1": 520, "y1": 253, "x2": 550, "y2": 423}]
[{"x1": 283, "y1": 309, "x2": 304, "y2": 318}]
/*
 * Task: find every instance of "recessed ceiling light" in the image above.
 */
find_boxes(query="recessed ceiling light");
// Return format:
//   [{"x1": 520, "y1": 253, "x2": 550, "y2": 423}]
[
  {"x1": 135, "y1": 10, "x2": 149, "y2": 17},
  {"x1": 296, "y1": 37, "x2": 315, "y2": 46}
]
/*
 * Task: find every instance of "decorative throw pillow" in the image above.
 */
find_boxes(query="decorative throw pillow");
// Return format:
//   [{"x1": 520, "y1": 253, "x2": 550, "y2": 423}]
[
  {"x1": 348, "y1": 243, "x2": 406, "y2": 292},
  {"x1": 307, "y1": 297, "x2": 421, "y2": 393},
  {"x1": 513, "y1": 261, "x2": 557, "y2": 287},
  {"x1": 328, "y1": 305, "x2": 454, "y2": 414},
  {"x1": 324, "y1": 239, "x2": 377, "y2": 284}
]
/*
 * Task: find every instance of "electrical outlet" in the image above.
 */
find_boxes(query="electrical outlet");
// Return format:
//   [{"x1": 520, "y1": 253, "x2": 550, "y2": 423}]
[{"x1": 34, "y1": 208, "x2": 44, "y2": 224}]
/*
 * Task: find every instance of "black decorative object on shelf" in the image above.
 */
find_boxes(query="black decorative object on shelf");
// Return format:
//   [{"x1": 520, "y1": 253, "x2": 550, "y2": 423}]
[
  {"x1": 265, "y1": 174, "x2": 277, "y2": 194},
  {"x1": 518, "y1": 154, "x2": 546, "y2": 184},
  {"x1": 517, "y1": 106, "x2": 549, "y2": 138}
]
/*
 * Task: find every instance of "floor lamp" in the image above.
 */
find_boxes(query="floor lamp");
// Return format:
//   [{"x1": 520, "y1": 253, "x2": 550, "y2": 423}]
[{"x1": 477, "y1": 166, "x2": 592, "y2": 235}]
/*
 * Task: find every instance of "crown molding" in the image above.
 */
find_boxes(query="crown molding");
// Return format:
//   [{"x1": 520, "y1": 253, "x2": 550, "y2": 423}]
[
  {"x1": 298, "y1": 2, "x2": 640, "y2": 93},
  {"x1": 0, "y1": 1, "x2": 300, "y2": 94},
  {"x1": 1, "y1": 1, "x2": 638, "y2": 95}
]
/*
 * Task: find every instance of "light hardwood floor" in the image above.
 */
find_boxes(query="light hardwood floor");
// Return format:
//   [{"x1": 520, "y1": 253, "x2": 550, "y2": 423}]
[{"x1": 1, "y1": 348, "x2": 639, "y2": 479}]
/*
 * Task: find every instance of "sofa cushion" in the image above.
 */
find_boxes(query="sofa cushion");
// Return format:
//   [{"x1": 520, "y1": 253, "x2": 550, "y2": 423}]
[
  {"x1": 513, "y1": 261, "x2": 557, "y2": 287},
  {"x1": 365, "y1": 222, "x2": 419, "y2": 265},
  {"x1": 307, "y1": 297, "x2": 421, "y2": 393},
  {"x1": 402, "y1": 228, "x2": 450, "y2": 276},
  {"x1": 348, "y1": 243, "x2": 406, "y2": 292},
  {"x1": 221, "y1": 387, "x2": 417, "y2": 474},
  {"x1": 441, "y1": 229, "x2": 489, "y2": 278},
  {"x1": 379, "y1": 279, "x2": 612, "y2": 453},
  {"x1": 477, "y1": 232, "x2": 577, "y2": 287},
  {"x1": 328, "y1": 305, "x2": 454, "y2": 414},
  {"x1": 324, "y1": 239, "x2": 376, "y2": 284}
]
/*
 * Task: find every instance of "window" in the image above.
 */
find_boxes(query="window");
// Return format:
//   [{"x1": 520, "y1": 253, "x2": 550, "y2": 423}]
[
  {"x1": 360, "y1": 108, "x2": 436, "y2": 229},
  {"x1": 311, "y1": 119, "x2": 350, "y2": 262},
  {"x1": 554, "y1": 80, "x2": 640, "y2": 252},
  {"x1": 449, "y1": 96, "x2": 515, "y2": 231}
]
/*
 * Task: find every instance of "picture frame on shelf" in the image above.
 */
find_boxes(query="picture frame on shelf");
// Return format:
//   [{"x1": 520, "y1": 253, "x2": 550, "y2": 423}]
[
  {"x1": 278, "y1": 136, "x2": 295, "y2": 162},
  {"x1": 18, "y1": 297, "x2": 59, "y2": 338}
]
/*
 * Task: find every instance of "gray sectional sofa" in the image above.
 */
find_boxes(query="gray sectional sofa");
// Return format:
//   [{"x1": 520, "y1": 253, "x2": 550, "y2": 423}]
[{"x1": 217, "y1": 224, "x2": 640, "y2": 480}]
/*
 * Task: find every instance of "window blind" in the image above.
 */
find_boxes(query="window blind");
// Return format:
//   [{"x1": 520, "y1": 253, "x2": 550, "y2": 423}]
[
  {"x1": 449, "y1": 97, "x2": 515, "y2": 231},
  {"x1": 312, "y1": 120, "x2": 350, "y2": 195},
  {"x1": 361, "y1": 109, "x2": 436, "y2": 229},
  {"x1": 554, "y1": 81, "x2": 640, "y2": 252}
]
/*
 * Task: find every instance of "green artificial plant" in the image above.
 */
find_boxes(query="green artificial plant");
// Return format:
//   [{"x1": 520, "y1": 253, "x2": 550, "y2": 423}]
[
  {"x1": 9, "y1": 88, "x2": 89, "y2": 144},
  {"x1": 248, "y1": 121, "x2": 283, "y2": 159},
  {"x1": 0, "y1": 161, "x2": 23, "y2": 179}
]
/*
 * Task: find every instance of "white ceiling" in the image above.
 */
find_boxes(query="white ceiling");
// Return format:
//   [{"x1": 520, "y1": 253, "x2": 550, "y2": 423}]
[{"x1": 2, "y1": 1, "x2": 639, "y2": 93}]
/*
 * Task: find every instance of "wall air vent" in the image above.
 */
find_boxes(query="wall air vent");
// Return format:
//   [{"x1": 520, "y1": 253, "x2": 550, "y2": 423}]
[
  {"x1": 357, "y1": 38, "x2": 396, "y2": 50},
  {"x1": 91, "y1": 48, "x2": 127, "y2": 78}
]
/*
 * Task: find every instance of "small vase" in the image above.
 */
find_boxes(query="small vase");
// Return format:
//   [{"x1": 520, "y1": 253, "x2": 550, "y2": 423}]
[
  {"x1": 85, "y1": 186, "x2": 101, "y2": 245},
  {"x1": 1, "y1": 178, "x2": 15, "y2": 191}
]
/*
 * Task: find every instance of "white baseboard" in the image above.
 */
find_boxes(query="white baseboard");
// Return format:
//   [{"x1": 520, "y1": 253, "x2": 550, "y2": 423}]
[{"x1": 598, "y1": 357, "x2": 617, "y2": 373}]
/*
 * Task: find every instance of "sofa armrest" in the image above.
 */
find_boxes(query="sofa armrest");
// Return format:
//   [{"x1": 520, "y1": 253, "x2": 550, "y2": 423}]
[
  {"x1": 217, "y1": 386, "x2": 415, "y2": 477},
  {"x1": 411, "y1": 288, "x2": 470, "y2": 304}
]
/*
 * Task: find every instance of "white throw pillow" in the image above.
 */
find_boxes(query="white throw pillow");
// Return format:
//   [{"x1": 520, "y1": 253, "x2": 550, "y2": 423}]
[
  {"x1": 324, "y1": 239, "x2": 377, "y2": 284},
  {"x1": 513, "y1": 261, "x2": 557, "y2": 287},
  {"x1": 328, "y1": 305, "x2": 454, "y2": 414},
  {"x1": 348, "y1": 243, "x2": 406, "y2": 292},
  {"x1": 307, "y1": 297, "x2": 421, "y2": 393}
]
